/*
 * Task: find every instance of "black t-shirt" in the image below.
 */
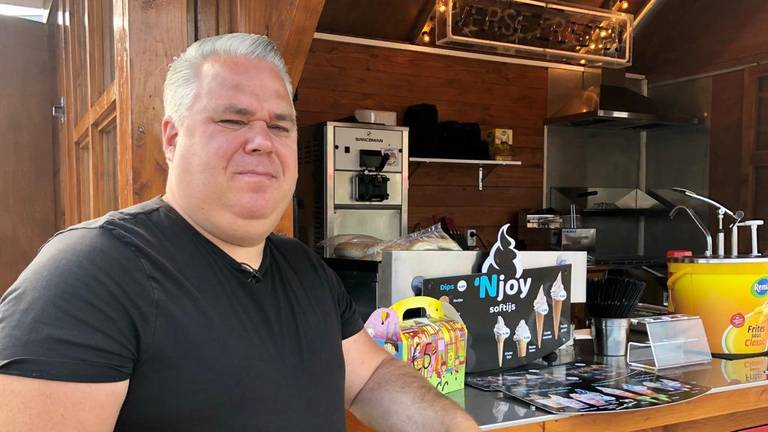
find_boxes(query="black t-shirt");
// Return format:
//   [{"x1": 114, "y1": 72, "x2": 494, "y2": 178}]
[{"x1": 0, "y1": 198, "x2": 363, "y2": 431}]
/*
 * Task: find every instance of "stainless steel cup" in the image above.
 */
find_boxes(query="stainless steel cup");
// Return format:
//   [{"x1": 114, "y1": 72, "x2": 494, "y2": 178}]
[{"x1": 591, "y1": 317, "x2": 630, "y2": 356}]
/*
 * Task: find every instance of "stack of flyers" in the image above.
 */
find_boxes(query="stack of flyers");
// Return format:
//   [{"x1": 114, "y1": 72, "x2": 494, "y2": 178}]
[{"x1": 466, "y1": 361, "x2": 709, "y2": 414}]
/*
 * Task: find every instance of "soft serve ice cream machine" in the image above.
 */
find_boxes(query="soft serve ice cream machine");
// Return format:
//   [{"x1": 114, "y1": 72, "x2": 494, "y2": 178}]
[{"x1": 297, "y1": 122, "x2": 409, "y2": 257}]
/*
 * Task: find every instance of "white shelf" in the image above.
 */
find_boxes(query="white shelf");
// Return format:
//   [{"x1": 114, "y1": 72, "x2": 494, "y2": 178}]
[
  {"x1": 409, "y1": 157, "x2": 522, "y2": 166},
  {"x1": 408, "y1": 158, "x2": 523, "y2": 191}
]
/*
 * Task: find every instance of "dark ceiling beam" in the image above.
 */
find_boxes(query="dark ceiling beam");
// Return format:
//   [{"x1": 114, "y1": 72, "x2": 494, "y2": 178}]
[{"x1": 409, "y1": 0, "x2": 436, "y2": 44}]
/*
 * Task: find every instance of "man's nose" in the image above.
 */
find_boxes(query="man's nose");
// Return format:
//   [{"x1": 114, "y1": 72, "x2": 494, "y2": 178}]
[{"x1": 243, "y1": 121, "x2": 274, "y2": 154}]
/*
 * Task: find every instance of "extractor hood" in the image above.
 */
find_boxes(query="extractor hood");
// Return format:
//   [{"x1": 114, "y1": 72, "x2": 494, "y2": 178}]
[{"x1": 546, "y1": 68, "x2": 701, "y2": 130}]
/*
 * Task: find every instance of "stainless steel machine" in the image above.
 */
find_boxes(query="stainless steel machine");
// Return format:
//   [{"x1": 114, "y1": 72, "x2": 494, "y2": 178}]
[{"x1": 296, "y1": 122, "x2": 409, "y2": 257}]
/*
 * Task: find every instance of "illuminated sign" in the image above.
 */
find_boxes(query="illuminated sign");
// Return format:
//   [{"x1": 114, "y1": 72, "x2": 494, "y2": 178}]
[{"x1": 435, "y1": 0, "x2": 633, "y2": 67}]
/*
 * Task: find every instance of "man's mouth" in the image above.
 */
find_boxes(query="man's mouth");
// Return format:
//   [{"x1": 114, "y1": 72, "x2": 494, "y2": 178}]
[{"x1": 235, "y1": 170, "x2": 276, "y2": 179}]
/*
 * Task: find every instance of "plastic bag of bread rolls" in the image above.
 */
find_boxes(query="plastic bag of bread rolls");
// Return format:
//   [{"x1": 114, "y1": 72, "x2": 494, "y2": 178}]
[{"x1": 322, "y1": 224, "x2": 461, "y2": 261}]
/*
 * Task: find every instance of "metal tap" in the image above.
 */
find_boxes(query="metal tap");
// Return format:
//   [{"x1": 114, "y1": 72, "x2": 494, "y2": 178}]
[
  {"x1": 672, "y1": 188, "x2": 743, "y2": 255},
  {"x1": 670, "y1": 205, "x2": 713, "y2": 256}
]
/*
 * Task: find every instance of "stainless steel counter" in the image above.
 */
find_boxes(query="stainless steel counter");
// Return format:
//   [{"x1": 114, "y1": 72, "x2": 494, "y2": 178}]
[{"x1": 445, "y1": 339, "x2": 768, "y2": 430}]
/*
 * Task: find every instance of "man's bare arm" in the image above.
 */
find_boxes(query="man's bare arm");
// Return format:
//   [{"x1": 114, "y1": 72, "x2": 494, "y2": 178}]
[
  {"x1": 343, "y1": 330, "x2": 479, "y2": 432},
  {"x1": 0, "y1": 374, "x2": 128, "y2": 432}
]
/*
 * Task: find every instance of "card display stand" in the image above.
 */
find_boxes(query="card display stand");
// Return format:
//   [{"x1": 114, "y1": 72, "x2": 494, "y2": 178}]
[{"x1": 627, "y1": 315, "x2": 712, "y2": 370}]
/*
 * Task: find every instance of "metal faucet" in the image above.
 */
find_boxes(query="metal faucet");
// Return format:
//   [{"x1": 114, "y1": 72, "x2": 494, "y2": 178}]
[
  {"x1": 670, "y1": 205, "x2": 713, "y2": 256},
  {"x1": 672, "y1": 187, "x2": 743, "y2": 255}
]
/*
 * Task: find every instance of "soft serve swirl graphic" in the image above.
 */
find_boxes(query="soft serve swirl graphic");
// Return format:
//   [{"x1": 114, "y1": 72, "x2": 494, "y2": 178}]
[{"x1": 481, "y1": 223, "x2": 523, "y2": 278}]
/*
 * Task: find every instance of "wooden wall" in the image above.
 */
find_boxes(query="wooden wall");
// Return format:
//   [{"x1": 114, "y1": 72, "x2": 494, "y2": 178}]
[
  {"x1": 632, "y1": 0, "x2": 768, "y2": 83},
  {"x1": 296, "y1": 39, "x2": 547, "y2": 245},
  {"x1": 0, "y1": 16, "x2": 55, "y2": 294}
]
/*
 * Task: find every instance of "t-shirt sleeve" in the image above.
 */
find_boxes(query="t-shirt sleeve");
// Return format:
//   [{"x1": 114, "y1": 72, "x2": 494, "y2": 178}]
[
  {"x1": 0, "y1": 227, "x2": 156, "y2": 382},
  {"x1": 325, "y1": 267, "x2": 363, "y2": 340}
]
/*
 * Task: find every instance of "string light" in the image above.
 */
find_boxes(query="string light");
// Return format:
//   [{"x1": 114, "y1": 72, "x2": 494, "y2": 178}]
[
  {"x1": 579, "y1": 59, "x2": 587, "y2": 65},
  {"x1": 437, "y1": 2, "x2": 447, "y2": 13},
  {"x1": 421, "y1": 31, "x2": 430, "y2": 43},
  {"x1": 621, "y1": 0, "x2": 629, "y2": 9}
]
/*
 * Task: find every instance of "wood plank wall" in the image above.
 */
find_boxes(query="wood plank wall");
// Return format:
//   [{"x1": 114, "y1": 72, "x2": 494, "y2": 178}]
[
  {"x1": 296, "y1": 39, "x2": 547, "y2": 245},
  {"x1": 632, "y1": 0, "x2": 768, "y2": 83},
  {"x1": 0, "y1": 16, "x2": 55, "y2": 294}
]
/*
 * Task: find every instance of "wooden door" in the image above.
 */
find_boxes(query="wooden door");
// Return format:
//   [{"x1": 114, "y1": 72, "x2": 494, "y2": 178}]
[
  {"x1": 0, "y1": 15, "x2": 55, "y2": 294},
  {"x1": 741, "y1": 65, "x2": 768, "y2": 253}
]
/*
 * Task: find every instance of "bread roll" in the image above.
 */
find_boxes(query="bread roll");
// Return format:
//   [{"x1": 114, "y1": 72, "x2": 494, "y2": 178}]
[{"x1": 334, "y1": 241, "x2": 374, "y2": 259}]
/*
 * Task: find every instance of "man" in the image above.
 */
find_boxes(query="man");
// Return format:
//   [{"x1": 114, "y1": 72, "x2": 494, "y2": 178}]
[{"x1": 0, "y1": 33, "x2": 478, "y2": 431}]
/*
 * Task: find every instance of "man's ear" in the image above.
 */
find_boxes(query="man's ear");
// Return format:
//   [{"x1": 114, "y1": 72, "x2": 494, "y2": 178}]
[{"x1": 161, "y1": 116, "x2": 179, "y2": 164}]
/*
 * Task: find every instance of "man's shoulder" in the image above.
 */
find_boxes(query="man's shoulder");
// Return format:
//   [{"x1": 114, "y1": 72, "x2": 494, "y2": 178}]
[
  {"x1": 267, "y1": 234, "x2": 317, "y2": 257},
  {"x1": 267, "y1": 234, "x2": 331, "y2": 275},
  {"x1": 62, "y1": 198, "x2": 166, "y2": 233},
  {"x1": 50, "y1": 198, "x2": 172, "y2": 249}
]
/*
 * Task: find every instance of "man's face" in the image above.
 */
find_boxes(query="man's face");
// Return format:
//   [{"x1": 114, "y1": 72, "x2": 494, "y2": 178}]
[{"x1": 163, "y1": 55, "x2": 297, "y2": 246}]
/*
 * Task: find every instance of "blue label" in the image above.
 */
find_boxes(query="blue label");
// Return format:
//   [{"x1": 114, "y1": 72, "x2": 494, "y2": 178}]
[{"x1": 753, "y1": 277, "x2": 768, "y2": 298}]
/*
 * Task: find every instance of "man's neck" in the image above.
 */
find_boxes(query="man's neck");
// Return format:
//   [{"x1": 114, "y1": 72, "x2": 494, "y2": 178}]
[{"x1": 162, "y1": 195, "x2": 266, "y2": 269}]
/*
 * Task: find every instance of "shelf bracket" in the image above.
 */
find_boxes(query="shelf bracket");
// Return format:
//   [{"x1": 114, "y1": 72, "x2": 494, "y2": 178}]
[{"x1": 478, "y1": 165, "x2": 498, "y2": 191}]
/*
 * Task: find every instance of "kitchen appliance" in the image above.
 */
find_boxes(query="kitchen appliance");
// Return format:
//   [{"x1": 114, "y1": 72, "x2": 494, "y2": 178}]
[
  {"x1": 296, "y1": 122, "x2": 409, "y2": 257},
  {"x1": 546, "y1": 68, "x2": 700, "y2": 130}
]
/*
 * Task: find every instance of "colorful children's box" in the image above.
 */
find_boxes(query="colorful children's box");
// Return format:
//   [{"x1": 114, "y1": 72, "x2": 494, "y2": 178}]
[{"x1": 364, "y1": 296, "x2": 467, "y2": 394}]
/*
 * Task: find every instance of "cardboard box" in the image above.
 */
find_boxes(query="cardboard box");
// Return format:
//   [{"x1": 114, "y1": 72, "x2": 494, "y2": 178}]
[
  {"x1": 364, "y1": 297, "x2": 467, "y2": 394},
  {"x1": 485, "y1": 128, "x2": 514, "y2": 161}
]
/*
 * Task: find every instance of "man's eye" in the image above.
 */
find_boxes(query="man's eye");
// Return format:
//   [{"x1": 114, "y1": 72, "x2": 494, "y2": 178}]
[
  {"x1": 269, "y1": 124, "x2": 291, "y2": 133},
  {"x1": 217, "y1": 119, "x2": 247, "y2": 127}
]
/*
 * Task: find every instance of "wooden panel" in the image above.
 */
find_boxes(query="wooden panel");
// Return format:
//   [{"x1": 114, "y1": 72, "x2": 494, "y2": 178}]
[
  {"x1": 636, "y1": 406, "x2": 768, "y2": 432},
  {"x1": 632, "y1": 0, "x2": 768, "y2": 83},
  {"x1": 297, "y1": 39, "x2": 547, "y2": 246},
  {"x1": 195, "y1": 0, "x2": 220, "y2": 40},
  {"x1": 345, "y1": 410, "x2": 543, "y2": 432},
  {"x1": 114, "y1": 0, "x2": 133, "y2": 208},
  {"x1": 741, "y1": 64, "x2": 768, "y2": 253},
  {"x1": 544, "y1": 386, "x2": 768, "y2": 432},
  {"x1": 410, "y1": 165, "x2": 543, "y2": 188},
  {"x1": 51, "y1": 0, "x2": 70, "y2": 229},
  {"x1": 234, "y1": 0, "x2": 326, "y2": 237},
  {"x1": 0, "y1": 15, "x2": 55, "y2": 294},
  {"x1": 317, "y1": 0, "x2": 430, "y2": 42},
  {"x1": 125, "y1": 0, "x2": 189, "y2": 203},
  {"x1": 709, "y1": 70, "x2": 745, "y2": 237}
]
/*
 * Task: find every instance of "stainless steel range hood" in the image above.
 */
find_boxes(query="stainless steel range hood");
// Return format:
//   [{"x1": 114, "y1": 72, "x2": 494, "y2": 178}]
[{"x1": 546, "y1": 68, "x2": 701, "y2": 130}]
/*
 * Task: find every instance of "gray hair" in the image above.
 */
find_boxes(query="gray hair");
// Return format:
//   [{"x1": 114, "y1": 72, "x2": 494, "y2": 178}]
[{"x1": 163, "y1": 33, "x2": 294, "y2": 123}]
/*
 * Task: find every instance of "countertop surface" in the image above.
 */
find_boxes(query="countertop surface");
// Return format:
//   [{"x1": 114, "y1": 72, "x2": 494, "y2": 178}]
[{"x1": 445, "y1": 339, "x2": 768, "y2": 430}]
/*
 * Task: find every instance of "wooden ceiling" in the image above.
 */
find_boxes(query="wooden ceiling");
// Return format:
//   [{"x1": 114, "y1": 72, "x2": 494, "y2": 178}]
[{"x1": 316, "y1": 0, "x2": 652, "y2": 44}]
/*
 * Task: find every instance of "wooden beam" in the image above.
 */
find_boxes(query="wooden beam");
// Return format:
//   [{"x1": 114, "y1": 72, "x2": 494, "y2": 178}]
[
  {"x1": 408, "y1": 0, "x2": 435, "y2": 44},
  {"x1": 233, "y1": 0, "x2": 326, "y2": 236},
  {"x1": 121, "y1": 0, "x2": 189, "y2": 204},
  {"x1": 114, "y1": 0, "x2": 133, "y2": 208}
]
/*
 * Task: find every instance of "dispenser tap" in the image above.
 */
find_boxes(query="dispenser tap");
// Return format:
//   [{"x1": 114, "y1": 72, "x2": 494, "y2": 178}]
[
  {"x1": 670, "y1": 205, "x2": 713, "y2": 256},
  {"x1": 734, "y1": 220, "x2": 764, "y2": 256},
  {"x1": 672, "y1": 187, "x2": 743, "y2": 256}
]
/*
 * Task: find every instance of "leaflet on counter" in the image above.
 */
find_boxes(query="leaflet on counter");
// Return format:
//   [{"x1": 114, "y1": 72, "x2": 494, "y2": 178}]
[{"x1": 466, "y1": 361, "x2": 710, "y2": 414}]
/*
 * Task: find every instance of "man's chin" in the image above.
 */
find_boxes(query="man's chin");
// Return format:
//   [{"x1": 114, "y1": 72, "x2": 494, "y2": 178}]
[{"x1": 229, "y1": 200, "x2": 285, "y2": 224}]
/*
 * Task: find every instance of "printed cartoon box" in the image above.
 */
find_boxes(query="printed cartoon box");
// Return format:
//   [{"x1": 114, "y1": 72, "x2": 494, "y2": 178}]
[
  {"x1": 485, "y1": 128, "x2": 514, "y2": 161},
  {"x1": 364, "y1": 297, "x2": 467, "y2": 394}
]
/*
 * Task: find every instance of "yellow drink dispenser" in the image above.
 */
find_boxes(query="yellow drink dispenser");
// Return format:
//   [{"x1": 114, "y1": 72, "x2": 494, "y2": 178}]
[{"x1": 667, "y1": 257, "x2": 768, "y2": 357}]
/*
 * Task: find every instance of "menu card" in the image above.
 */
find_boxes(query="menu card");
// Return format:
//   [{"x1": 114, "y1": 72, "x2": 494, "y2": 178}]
[{"x1": 422, "y1": 224, "x2": 571, "y2": 372}]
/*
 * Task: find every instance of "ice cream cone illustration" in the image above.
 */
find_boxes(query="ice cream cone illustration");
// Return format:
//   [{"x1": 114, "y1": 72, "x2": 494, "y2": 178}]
[
  {"x1": 513, "y1": 320, "x2": 531, "y2": 357},
  {"x1": 533, "y1": 285, "x2": 549, "y2": 347},
  {"x1": 493, "y1": 316, "x2": 510, "y2": 368},
  {"x1": 550, "y1": 272, "x2": 567, "y2": 339}
]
